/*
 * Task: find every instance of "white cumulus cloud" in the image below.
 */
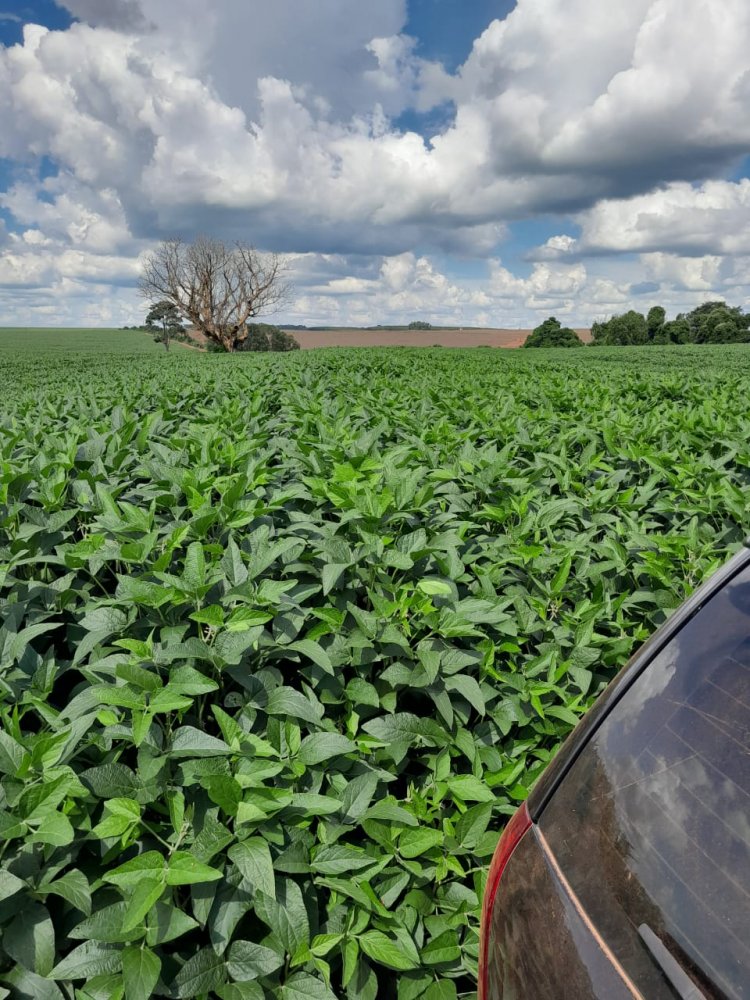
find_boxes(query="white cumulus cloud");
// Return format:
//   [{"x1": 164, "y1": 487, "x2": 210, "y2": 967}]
[{"x1": 0, "y1": 0, "x2": 749, "y2": 324}]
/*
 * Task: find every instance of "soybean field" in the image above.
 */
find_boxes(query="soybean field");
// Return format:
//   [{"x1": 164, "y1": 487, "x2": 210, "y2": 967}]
[{"x1": 1, "y1": 338, "x2": 749, "y2": 1000}]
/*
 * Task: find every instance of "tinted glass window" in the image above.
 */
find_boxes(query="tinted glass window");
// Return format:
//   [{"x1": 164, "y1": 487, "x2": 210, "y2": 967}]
[
  {"x1": 486, "y1": 828, "x2": 636, "y2": 1000},
  {"x1": 538, "y1": 563, "x2": 750, "y2": 999}
]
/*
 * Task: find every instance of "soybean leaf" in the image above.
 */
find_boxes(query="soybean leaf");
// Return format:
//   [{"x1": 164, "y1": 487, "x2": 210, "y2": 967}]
[
  {"x1": 50, "y1": 941, "x2": 123, "y2": 980},
  {"x1": 254, "y1": 880, "x2": 309, "y2": 957},
  {"x1": 227, "y1": 838, "x2": 274, "y2": 896},
  {"x1": 286, "y1": 639, "x2": 333, "y2": 674},
  {"x1": 359, "y1": 931, "x2": 419, "y2": 971},
  {"x1": 70, "y1": 902, "x2": 142, "y2": 944},
  {"x1": 311, "y1": 844, "x2": 377, "y2": 875},
  {"x1": 122, "y1": 945, "x2": 161, "y2": 1000},
  {"x1": 103, "y1": 853, "x2": 165, "y2": 888},
  {"x1": 0, "y1": 729, "x2": 26, "y2": 774},
  {"x1": 421, "y1": 929, "x2": 461, "y2": 966},
  {"x1": 398, "y1": 828, "x2": 443, "y2": 859},
  {"x1": 39, "y1": 869, "x2": 91, "y2": 915},
  {"x1": 0, "y1": 869, "x2": 27, "y2": 901},
  {"x1": 144, "y1": 904, "x2": 199, "y2": 947},
  {"x1": 169, "y1": 727, "x2": 231, "y2": 757},
  {"x1": 297, "y1": 732, "x2": 356, "y2": 765},
  {"x1": 226, "y1": 941, "x2": 284, "y2": 981},
  {"x1": 171, "y1": 947, "x2": 226, "y2": 998},
  {"x1": 122, "y1": 878, "x2": 166, "y2": 932},
  {"x1": 280, "y1": 973, "x2": 338, "y2": 1000},
  {"x1": 166, "y1": 852, "x2": 223, "y2": 886},
  {"x1": 217, "y1": 985, "x2": 264, "y2": 1000},
  {"x1": 4, "y1": 902, "x2": 56, "y2": 976}
]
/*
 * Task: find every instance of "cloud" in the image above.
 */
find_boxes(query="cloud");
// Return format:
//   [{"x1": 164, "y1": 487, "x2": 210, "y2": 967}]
[
  {"x1": 0, "y1": 232, "x2": 741, "y2": 330},
  {"x1": 55, "y1": 0, "x2": 148, "y2": 32},
  {"x1": 640, "y1": 252, "x2": 725, "y2": 292},
  {"x1": 569, "y1": 179, "x2": 750, "y2": 257},
  {"x1": 0, "y1": 23, "x2": 497, "y2": 254},
  {"x1": 452, "y1": 0, "x2": 750, "y2": 189},
  {"x1": 1, "y1": 175, "x2": 134, "y2": 253},
  {"x1": 2, "y1": 0, "x2": 750, "y2": 325},
  {"x1": 0, "y1": 248, "x2": 54, "y2": 287},
  {"x1": 4, "y1": 0, "x2": 749, "y2": 252},
  {"x1": 293, "y1": 252, "x2": 600, "y2": 328},
  {"x1": 489, "y1": 259, "x2": 587, "y2": 303},
  {"x1": 530, "y1": 234, "x2": 578, "y2": 261},
  {"x1": 99, "y1": 0, "x2": 414, "y2": 119},
  {"x1": 285, "y1": 253, "x2": 651, "y2": 329}
]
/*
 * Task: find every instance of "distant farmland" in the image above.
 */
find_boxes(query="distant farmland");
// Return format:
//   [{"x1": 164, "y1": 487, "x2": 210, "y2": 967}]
[
  {"x1": 0, "y1": 327, "x2": 163, "y2": 353},
  {"x1": 0, "y1": 326, "x2": 593, "y2": 352},
  {"x1": 283, "y1": 327, "x2": 592, "y2": 348}
]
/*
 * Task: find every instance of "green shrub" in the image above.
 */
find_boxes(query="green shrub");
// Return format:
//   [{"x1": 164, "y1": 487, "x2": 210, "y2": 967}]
[
  {"x1": 241, "y1": 324, "x2": 300, "y2": 352},
  {"x1": 524, "y1": 317, "x2": 582, "y2": 348}
]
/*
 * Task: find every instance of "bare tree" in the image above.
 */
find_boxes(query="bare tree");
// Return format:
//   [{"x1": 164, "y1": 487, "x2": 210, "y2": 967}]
[{"x1": 138, "y1": 237, "x2": 291, "y2": 352}]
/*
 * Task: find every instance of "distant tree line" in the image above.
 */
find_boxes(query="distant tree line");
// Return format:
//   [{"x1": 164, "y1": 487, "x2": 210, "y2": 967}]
[
  {"x1": 591, "y1": 301, "x2": 750, "y2": 345},
  {"x1": 524, "y1": 301, "x2": 750, "y2": 348}
]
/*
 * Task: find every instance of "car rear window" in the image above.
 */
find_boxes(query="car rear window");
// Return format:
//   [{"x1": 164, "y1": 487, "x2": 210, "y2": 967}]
[{"x1": 538, "y1": 562, "x2": 750, "y2": 999}]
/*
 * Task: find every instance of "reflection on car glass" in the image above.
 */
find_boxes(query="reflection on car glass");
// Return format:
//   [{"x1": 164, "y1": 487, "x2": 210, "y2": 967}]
[{"x1": 539, "y1": 566, "x2": 750, "y2": 1000}]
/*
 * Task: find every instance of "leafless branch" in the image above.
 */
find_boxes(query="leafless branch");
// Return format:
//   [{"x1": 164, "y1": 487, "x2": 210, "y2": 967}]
[{"x1": 139, "y1": 237, "x2": 293, "y2": 351}]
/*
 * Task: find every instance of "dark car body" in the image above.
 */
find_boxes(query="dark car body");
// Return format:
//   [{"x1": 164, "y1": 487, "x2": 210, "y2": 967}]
[{"x1": 479, "y1": 544, "x2": 750, "y2": 1000}]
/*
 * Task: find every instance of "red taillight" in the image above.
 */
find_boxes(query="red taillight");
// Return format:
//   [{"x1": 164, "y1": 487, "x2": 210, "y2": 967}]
[{"x1": 477, "y1": 801, "x2": 532, "y2": 1000}]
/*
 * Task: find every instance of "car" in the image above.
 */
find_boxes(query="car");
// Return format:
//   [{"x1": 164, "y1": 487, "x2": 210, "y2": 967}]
[{"x1": 478, "y1": 544, "x2": 750, "y2": 999}]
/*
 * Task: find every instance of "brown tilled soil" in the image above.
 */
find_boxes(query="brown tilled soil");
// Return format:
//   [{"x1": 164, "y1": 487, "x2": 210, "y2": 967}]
[
  {"x1": 282, "y1": 328, "x2": 591, "y2": 349},
  {"x1": 181, "y1": 327, "x2": 592, "y2": 350}
]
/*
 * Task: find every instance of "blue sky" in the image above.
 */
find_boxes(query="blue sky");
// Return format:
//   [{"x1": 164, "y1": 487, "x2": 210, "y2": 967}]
[
  {"x1": 0, "y1": 0, "x2": 749, "y2": 328},
  {"x1": 0, "y1": 2, "x2": 71, "y2": 44},
  {"x1": 405, "y1": 0, "x2": 515, "y2": 69}
]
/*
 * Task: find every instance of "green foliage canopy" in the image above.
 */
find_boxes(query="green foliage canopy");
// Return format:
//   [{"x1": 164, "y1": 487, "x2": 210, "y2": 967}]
[
  {"x1": 145, "y1": 301, "x2": 186, "y2": 352},
  {"x1": 590, "y1": 310, "x2": 649, "y2": 346},
  {"x1": 238, "y1": 324, "x2": 300, "y2": 353},
  {"x1": 523, "y1": 317, "x2": 582, "y2": 348},
  {"x1": 679, "y1": 301, "x2": 750, "y2": 344},
  {"x1": 646, "y1": 306, "x2": 666, "y2": 341},
  {"x1": 593, "y1": 300, "x2": 750, "y2": 346},
  {"x1": 651, "y1": 318, "x2": 690, "y2": 344}
]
